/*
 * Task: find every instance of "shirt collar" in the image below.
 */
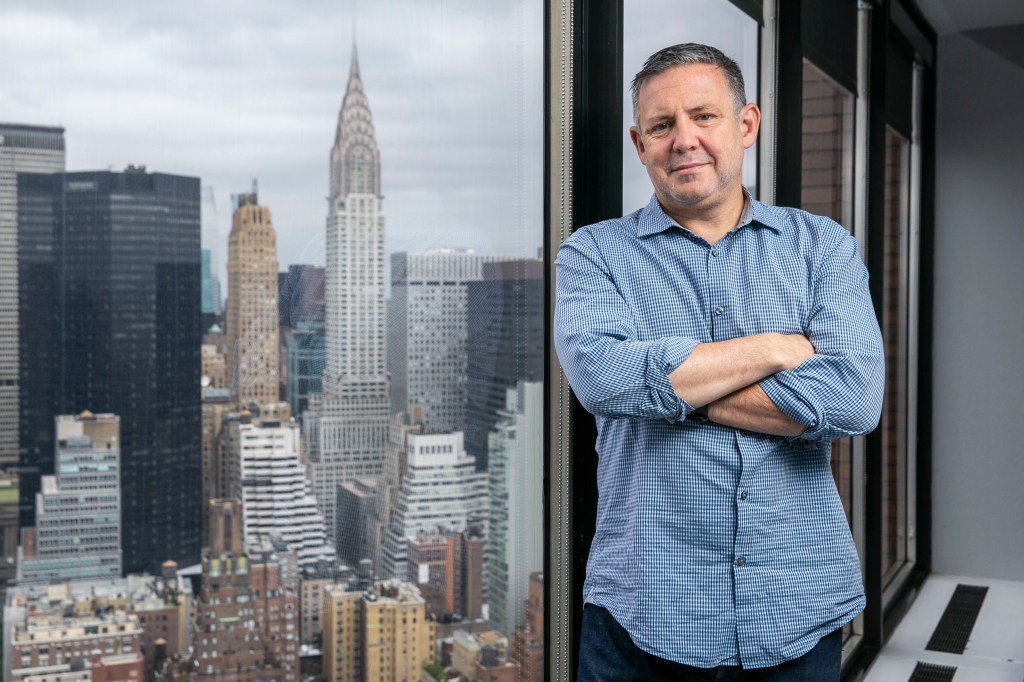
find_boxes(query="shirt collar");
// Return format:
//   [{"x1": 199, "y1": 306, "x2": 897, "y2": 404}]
[{"x1": 634, "y1": 188, "x2": 785, "y2": 237}]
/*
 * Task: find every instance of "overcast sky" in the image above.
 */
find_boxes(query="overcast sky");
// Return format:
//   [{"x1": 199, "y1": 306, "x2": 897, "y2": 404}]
[
  {"x1": 2, "y1": 0, "x2": 769, "y2": 286},
  {"x1": 0, "y1": 0, "x2": 544, "y2": 279}
]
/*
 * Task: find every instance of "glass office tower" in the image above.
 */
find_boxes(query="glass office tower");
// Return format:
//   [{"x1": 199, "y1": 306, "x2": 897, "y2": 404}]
[{"x1": 17, "y1": 167, "x2": 201, "y2": 573}]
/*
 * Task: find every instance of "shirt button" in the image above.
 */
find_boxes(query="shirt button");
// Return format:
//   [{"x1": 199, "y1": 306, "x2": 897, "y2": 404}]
[
  {"x1": 739, "y1": 491, "x2": 748, "y2": 501},
  {"x1": 736, "y1": 556, "x2": 746, "y2": 567},
  {"x1": 711, "y1": 249, "x2": 718, "y2": 257},
  {"x1": 714, "y1": 306, "x2": 725, "y2": 315}
]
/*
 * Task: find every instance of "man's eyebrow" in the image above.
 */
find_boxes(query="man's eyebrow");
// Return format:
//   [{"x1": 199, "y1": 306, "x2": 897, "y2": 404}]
[{"x1": 685, "y1": 103, "x2": 720, "y2": 115}]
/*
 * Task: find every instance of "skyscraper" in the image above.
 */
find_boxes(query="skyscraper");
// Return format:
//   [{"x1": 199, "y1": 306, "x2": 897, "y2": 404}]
[
  {"x1": 279, "y1": 264, "x2": 326, "y2": 417},
  {"x1": 306, "y1": 43, "x2": 390, "y2": 542},
  {"x1": 200, "y1": 185, "x2": 222, "y2": 329},
  {"x1": 231, "y1": 416, "x2": 335, "y2": 568},
  {"x1": 388, "y1": 250, "x2": 519, "y2": 434},
  {"x1": 0, "y1": 123, "x2": 65, "y2": 475},
  {"x1": 17, "y1": 167, "x2": 201, "y2": 574},
  {"x1": 226, "y1": 190, "x2": 280, "y2": 405},
  {"x1": 486, "y1": 383, "x2": 543, "y2": 638},
  {"x1": 465, "y1": 259, "x2": 544, "y2": 470}
]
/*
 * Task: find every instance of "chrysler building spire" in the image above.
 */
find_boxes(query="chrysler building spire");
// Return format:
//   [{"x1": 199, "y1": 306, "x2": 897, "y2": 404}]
[
  {"x1": 329, "y1": 40, "x2": 381, "y2": 202},
  {"x1": 307, "y1": 41, "x2": 390, "y2": 547}
]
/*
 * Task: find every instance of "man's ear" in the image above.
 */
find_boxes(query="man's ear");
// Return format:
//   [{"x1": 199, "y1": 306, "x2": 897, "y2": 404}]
[
  {"x1": 629, "y1": 126, "x2": 647, "y2": 164},
  {"x1": 739, "y1": 103, "x2": 761, "y2": 149}
]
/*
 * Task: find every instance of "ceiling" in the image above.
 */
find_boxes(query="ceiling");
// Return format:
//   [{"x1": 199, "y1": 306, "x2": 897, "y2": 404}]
[{"x1": 912, "y1": 0, "x2": 1024, "y2": 35}]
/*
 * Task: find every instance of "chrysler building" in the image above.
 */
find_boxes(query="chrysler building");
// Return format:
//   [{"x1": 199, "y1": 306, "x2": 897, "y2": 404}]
[{"x1": 306, "y1": 42, "x2": 390, "y2": 543}]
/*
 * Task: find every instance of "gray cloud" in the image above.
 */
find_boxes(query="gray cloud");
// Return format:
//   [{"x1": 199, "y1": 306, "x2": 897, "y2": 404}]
[{"x1": 1, "y1": 0, "x2": 543, "y2": 281}]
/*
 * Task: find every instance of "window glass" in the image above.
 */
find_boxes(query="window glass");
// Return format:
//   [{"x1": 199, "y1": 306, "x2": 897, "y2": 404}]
[
  {"x1": 799, "y1": 58, "x2": 856, "y2": 529},
  {"x1": 881, "y1": 126, "x2": 911, "y2": 584},
  {"x1": 800, "y1": 60, "x2": 855, "y2": 228},
  {"x1": 623, "y1": 0, "x2": 760, "y2": 210},
  {"x1": 3, "y1": 0, "x2": 544, "y2": 678}
]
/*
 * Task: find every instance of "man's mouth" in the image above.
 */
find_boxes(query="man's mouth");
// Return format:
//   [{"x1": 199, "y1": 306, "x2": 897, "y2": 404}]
[{"x1": 670, "y1": 161, "x2": 708, "y2": 174}]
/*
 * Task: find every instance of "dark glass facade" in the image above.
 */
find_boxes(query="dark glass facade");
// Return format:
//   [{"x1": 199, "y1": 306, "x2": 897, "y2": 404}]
[
  {"x1": 465, "y1": 260, "x2": 544, "y2": 470},
  {"x1": 18, "y1": 169, "x2": 201, "y2": 573},
  {"x1": 280, "y1": 264, "x2": 326, "y2": 417}
]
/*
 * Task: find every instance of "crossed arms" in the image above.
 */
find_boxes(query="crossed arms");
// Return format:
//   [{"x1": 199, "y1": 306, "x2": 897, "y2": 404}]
[
  {"x1": 669, "y1": 333, "x2": 816, "y2": 436},
  {"x1": 553, "y1": 227, "x2": 885, "y2": 441}
]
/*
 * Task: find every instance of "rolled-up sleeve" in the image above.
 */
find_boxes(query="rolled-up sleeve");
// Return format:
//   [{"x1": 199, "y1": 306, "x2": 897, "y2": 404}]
[
  {"x1": 554, "y1": 230, "x2": 697, "y2": 422},
  {"x1": 759, "y1": 231, "x2": 885, "y2": 441}
]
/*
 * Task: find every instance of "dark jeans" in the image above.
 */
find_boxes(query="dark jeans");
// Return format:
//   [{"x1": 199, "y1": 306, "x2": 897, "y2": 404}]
[{"x1": 577, "y1": 604, "x2": 842, "y2": 682}]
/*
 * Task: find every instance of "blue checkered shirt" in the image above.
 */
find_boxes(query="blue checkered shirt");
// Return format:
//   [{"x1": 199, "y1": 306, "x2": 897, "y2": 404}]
[{"x1": 554, "y1": 193, "x2": 884, "y2": 669}]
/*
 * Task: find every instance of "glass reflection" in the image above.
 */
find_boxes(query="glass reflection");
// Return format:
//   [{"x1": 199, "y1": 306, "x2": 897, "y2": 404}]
[{"x1": 881, "y1": 126, "x2": 911, "y2": 584}]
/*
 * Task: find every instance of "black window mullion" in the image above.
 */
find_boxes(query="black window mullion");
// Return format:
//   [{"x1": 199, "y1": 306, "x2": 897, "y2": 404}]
[
  {"x1": 568, "y1": 1, "x2": 622, "y2": 680},
  {"x1": 774, "y1": 0, "x2": 804, "y2": 208},
  {"x1": 863, "y1": 0, "x2": 888, "y2": 653}
]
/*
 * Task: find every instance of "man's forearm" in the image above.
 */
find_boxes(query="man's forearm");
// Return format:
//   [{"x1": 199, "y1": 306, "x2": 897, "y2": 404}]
[
  {"x1": 708, "y1": 383, "x2": 806, "y2": 437},
  {"x1": 668, "y1": 332, "x2": 814, "y2": 408}
]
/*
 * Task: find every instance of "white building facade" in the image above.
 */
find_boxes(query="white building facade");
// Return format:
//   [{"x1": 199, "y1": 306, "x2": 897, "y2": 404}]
[
  {"x1": 0, "y1": 124, "x2": 65, "y2": 468},
  {"x1": 388, "y1": 250, "x2": 519, "y2": 434},
  {"x1": 306, "y1": 43, "x2": 390, "y2": 544},
  {"x1": 486, "y1": 382, "x2": 544, "y2": 637},
  {"x1": 17, "y1": 413, "x2": 122, "y2": 584},
  {"x1": 234, "y1": 418, "x2": 335, "y2": 568},
  {"x1": 381, "y1": 432, "x2": 488, "y2": 580}
]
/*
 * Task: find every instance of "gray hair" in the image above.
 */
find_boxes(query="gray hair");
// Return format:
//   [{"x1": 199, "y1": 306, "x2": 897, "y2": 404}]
[{"x1": 631, "y1": 43, "x2": 747, "y2": 124}]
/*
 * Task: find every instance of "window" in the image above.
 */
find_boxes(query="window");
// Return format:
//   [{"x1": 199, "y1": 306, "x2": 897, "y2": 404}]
[{"x1": 881, "y1": 125, "x2": 911, "y2": 585}]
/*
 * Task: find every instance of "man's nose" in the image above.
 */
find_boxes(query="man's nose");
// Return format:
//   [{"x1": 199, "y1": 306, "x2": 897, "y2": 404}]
[{"x1": 671, "y1": 120, "x2": 699, "y2": 152}]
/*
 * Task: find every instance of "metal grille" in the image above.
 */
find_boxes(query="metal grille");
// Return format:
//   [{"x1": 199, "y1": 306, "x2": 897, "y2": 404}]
[
  {"x1": 925, "y1": 584, "x2": 989, "y2": 654},
  {"x1": 908, "y1": 661, "x2": 957, "y2": 682}
]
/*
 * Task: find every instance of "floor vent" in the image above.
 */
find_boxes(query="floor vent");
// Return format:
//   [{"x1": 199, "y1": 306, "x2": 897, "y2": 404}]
[
  {"x1": 908, "y1": 662, "x2": 957, "y2": 682},
  {"x1": 925, "y1": 583, "x2": 989, "y2": 654}
]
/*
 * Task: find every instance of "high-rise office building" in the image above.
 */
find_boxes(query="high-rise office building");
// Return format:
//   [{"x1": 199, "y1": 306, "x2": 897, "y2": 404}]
[
  {"x1": 336, "y1": 477, "x2": 378, "y2": 568},
  {"x1": 279, "y1": 264, "x2": 325, "y2": 328},
  {"x1": 306, "y1": 43, "x2": 390, "y2": 542},
  {"x1": 389, "y1": 250, "x2": 519, "y2": 433},
  {"x1": 322, "y1": 580, "x2": 433, "y2": 682},
  {"x1": 0, "y1": 123, "x2": 64, "y2": 481},
  {"x1": 17, "y1": 412, "x2": 123, "y2": 584},
  {"x1": 231, "y1": 416, "x2": 335, "y2": 568},
  {"x1": 16, "y1": 168, "x2": 201, "y2": 574},
  {"x1": 280, "y1": 265, "x2": 326, "y2": 417},
  {"x1": 486, "y1": 383, "x2": 543, "y2": 637},
  {"x1": 381, "y1": 432, "x2": 488, "y2": 580},
  {"x1": 226, "y1": 190, "x2": 280, "y2": 405},
  {"x1": 200, "y1": 185, "x2": 222, "y2": 328},
  {"x1": 465, "y1": 260, "x2": 544, "y2": 470}
]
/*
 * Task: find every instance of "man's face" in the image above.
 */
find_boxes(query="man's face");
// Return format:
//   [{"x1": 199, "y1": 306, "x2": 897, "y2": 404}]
[{"x1": 630, "y1": 63, "x2": 760, "y2": 220}]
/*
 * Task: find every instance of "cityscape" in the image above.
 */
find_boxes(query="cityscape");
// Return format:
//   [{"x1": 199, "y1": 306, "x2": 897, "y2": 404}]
[{"x1": 0, "y1": 8, "x2": 544, "y2": 682}]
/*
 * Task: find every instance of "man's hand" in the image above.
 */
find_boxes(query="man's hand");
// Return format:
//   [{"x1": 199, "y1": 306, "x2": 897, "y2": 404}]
[
  {"x1": 668, "y1": 332, "x2": 814, "y2": 408},
  {"x1": 768, "y1": 332, "x2": 816, "y2": 374}
]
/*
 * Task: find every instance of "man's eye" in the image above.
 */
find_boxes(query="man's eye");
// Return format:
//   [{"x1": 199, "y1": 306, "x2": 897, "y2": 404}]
[
  {"x1": 649, "y1": 122, "x2": 671, "y2": 135},
  {"x1": 696, "y1": 114, "x2": 715, "y2": 122}
]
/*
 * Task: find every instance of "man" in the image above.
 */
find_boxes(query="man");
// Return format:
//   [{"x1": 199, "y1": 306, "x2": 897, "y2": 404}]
[{"x1": 554, "y1": 43, "x2": 884, "y2": 680}]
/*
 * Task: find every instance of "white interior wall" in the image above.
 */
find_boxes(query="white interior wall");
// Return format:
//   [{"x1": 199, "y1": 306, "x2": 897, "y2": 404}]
[{"x1": 931, "y1": 25, "x2": 1024, "y2": 579}]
